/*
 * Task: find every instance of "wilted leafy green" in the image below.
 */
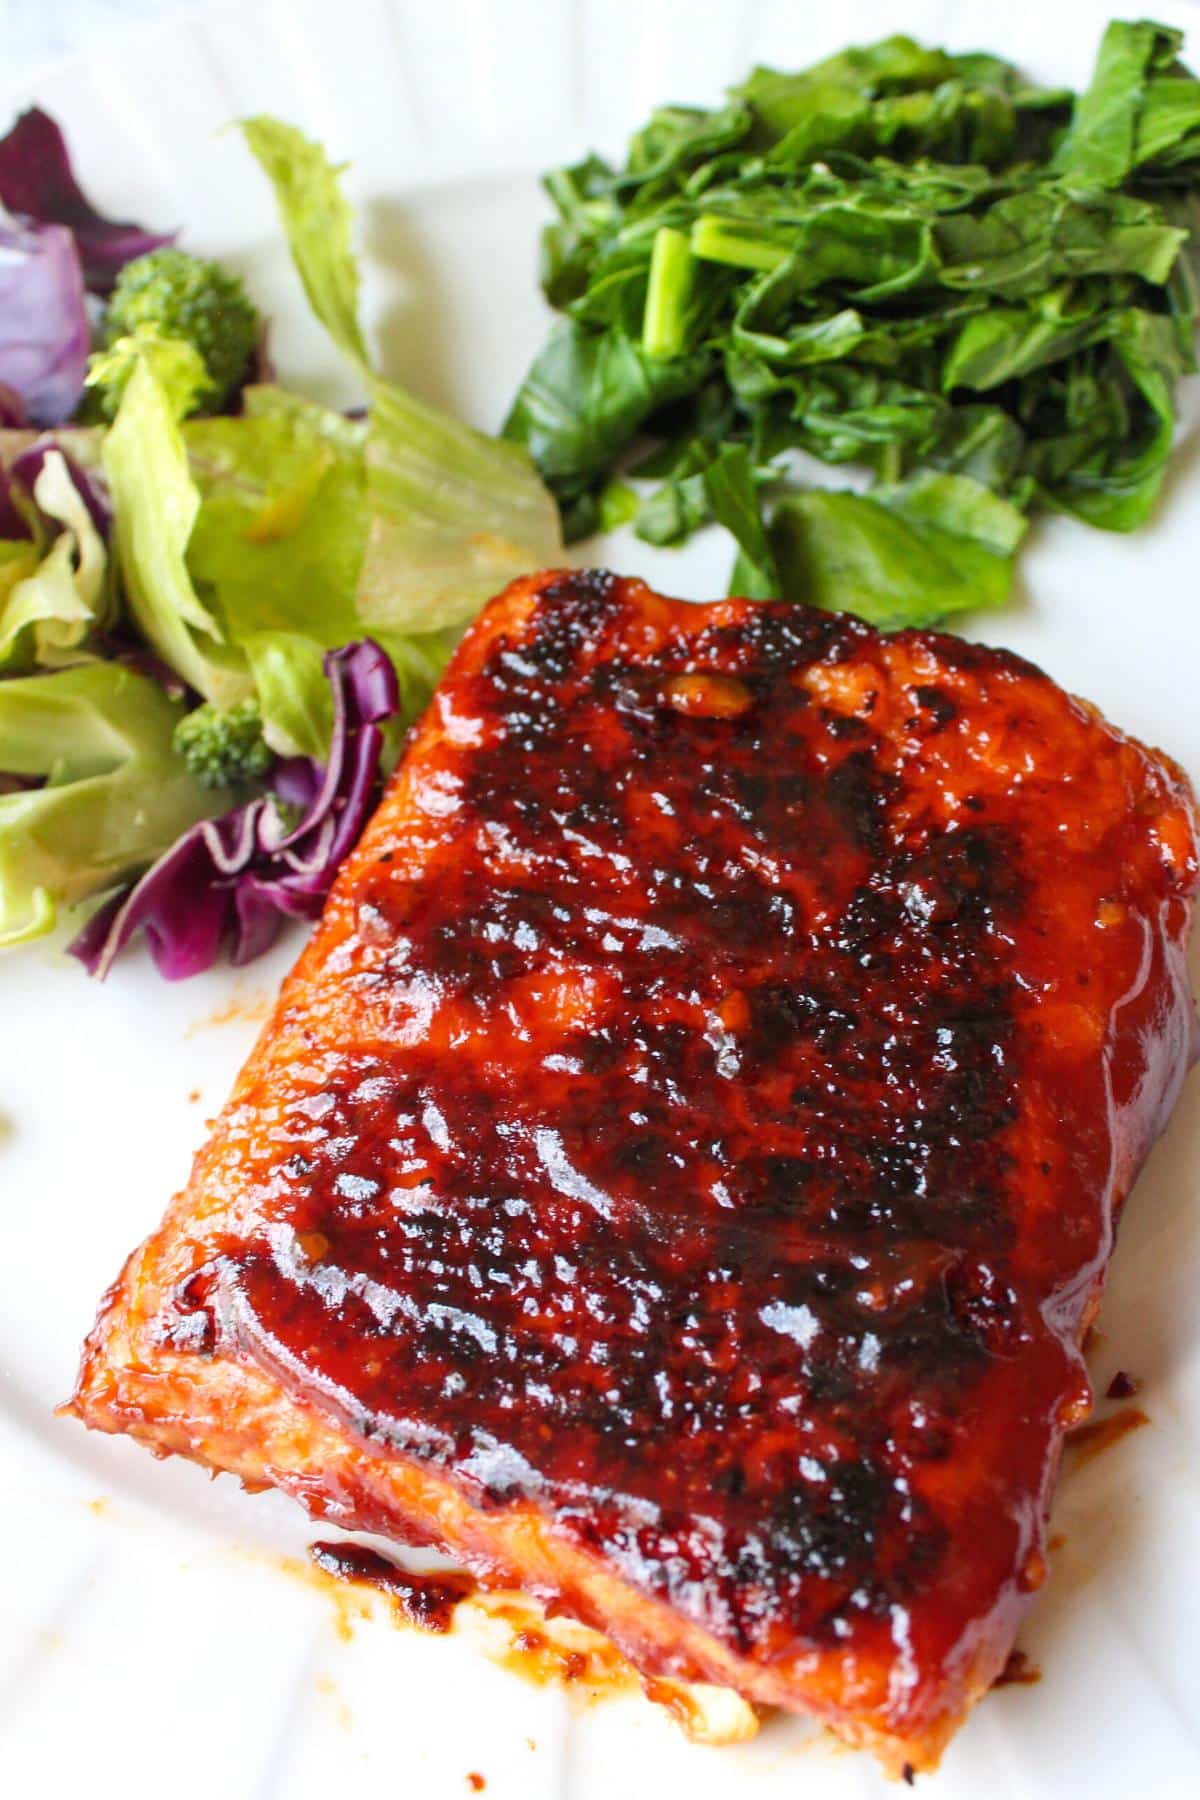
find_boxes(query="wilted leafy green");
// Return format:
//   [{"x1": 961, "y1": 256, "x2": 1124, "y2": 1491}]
[
  {"x1": 506, "y1": 18, "x2": 1200, "y2": 621},
  {"x1": 769, "y1": 471, "x2": 1026, "y2": 626}
]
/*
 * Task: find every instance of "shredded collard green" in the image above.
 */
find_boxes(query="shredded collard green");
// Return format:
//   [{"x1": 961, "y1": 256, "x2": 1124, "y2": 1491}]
[{"x1": 505, "y1": 19, "x2": 1200, "y2": 621}]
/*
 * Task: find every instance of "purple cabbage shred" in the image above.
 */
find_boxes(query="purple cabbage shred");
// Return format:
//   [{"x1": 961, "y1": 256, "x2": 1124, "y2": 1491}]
[
  {"x1": 0, "y1": 107, "x2": 174, "y2": 296},
  {"x1": 0, "y1": 439, "x2": 112, "y2": 540},
  {"x1": 0, "y1": 215, "x2": 91, "y2": 427}
]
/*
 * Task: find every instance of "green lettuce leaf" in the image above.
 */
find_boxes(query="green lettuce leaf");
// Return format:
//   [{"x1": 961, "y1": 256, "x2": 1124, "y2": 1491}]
[
  {"x1": 238, "y1": 115, "x2": 562, "y2": 630},
  {"x1": 237, "y1": 117, "x2": 369, "y2": 365},
  {"x1": 361, "y1": 378, "x2": 563, "y2": 633},
  {"x1": 104, "y1": 353, "x2": 253, "y2": 709},
  {"x1": 184, "y1": 387, "x2": 459, "y2": 749},
  {"x1": 0, "y1": 662, "x2": 230, "y2": 946},
  {"x1": 182, "y1": 388, "x2": 367, "y2": 753},
  {"x1": 0, "y1": 451, "x2": 110, "y2": 671}
]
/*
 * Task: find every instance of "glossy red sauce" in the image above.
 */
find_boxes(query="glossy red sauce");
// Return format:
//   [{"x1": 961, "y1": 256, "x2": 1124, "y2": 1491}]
[
  {"x1": 309, "y1": 1540, "x2": 475, "y2": 1631},
  {"x1": 169, "y1": 573, "x2": 1198, "y2": 1733},
  {"x1": 308, "y1": 1538, "x2": 640, "y2": 1700}
]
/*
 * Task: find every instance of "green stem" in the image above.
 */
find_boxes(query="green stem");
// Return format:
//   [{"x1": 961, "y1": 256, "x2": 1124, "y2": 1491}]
[
  {"x1": 642, "y1": 226, "x2": 694, "y2": 358},
  {"x1": 691, "y1": 215, "x2": 790, "y2": 273}
]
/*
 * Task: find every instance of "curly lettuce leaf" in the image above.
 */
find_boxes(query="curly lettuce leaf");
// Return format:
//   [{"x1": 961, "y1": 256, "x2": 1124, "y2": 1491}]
[
  {"x1": 181, "y1": 388, "x2": 365, "y2": 755},
  {"x1": 103, "y1": 352, "x2": 252, "y2": 709},
  {"x1": 0, "y1": 661, "x2": 229, "y2": 946},
  {"x1": 182, "y1": 387, "x2": 434, "y2": 750},
  {"x1": 106, "y1": 346, "x2": 460, "y2": 765},
  {"x1": 0, "y1": 449, "x2": 110, "y2": 669},
  {"x1": 238, "y1": 115, "x2": 562, "y2": 631},
  {"x1": 237, "y1": 117, "x2": 368, "y2": 366},
  {"x1": 185, "y1": 394, "x2": 364, "y2": 622}
]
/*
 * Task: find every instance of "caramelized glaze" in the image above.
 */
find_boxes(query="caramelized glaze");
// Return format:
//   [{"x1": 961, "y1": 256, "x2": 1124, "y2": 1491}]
[
  {"x1": 309, "y1": 1540, "x2": 474, "y2": 1631},
  {"x1": 76, "y1": 572, "x2": 1199, "y2": 1764}
]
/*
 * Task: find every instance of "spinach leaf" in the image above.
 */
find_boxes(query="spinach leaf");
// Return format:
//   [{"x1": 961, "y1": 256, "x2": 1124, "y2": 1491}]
[
  {"x1": 1053, "y1": 20, "x2": 1185, "y2": 186},
  {"x1": 703, "y1": 444, "x2": 780, "y2": 596},
  {"x1": 770, "y1": 471, "x2": 1026, "y2": 626},
  {"x1": 503, "y1": 318, "x2": 710, "y2": 493}
]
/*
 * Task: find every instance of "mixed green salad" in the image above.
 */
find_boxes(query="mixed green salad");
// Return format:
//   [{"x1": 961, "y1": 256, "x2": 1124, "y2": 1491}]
[
  {"x1": 0, "y1": 112, "x2": 560, "y2": 974},
  {"x1": 1, "y1": 17, "x2": 1199, "y2": 979}
]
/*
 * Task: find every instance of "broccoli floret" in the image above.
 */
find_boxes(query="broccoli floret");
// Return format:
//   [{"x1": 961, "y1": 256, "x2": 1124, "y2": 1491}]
[
  {"x1": 172, "y1": 698, "x2": 273, "y2": 789},
  {"x1": 101, "y1": 249, "x2": 259, "y2": 417}
]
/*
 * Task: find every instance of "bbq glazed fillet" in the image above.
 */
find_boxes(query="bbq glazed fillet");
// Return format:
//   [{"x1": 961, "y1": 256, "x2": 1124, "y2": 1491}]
[{"x1": 71, "y1": 571, "x2": 1198, "y2": 1772}]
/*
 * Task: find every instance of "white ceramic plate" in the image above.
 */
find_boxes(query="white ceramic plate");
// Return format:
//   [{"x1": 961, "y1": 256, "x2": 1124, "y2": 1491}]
[{"x1": 3, "y1": 2, "x2": 1200, "y2": 1796}]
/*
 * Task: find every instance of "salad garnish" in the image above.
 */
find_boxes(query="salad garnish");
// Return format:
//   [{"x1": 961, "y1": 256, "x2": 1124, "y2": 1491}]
[{"x1": 0, "y1": 112, "x2": 560, "y2": 975}]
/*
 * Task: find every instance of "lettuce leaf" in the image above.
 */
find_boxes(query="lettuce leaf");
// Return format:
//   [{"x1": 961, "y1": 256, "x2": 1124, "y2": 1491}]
[
  {"x1": 237, "y1": 118, "x2": 368, "y2": 365},
  {"x1": 238, "y1": 115, "x2": 562, "y2": 633},
  {"x1": 0, "y1": 661, "x2": 229, "y2": 946},
  {"x1": 0, "y1": 449, "x2": 110, "y2": 669},
  {"x1": 103, "y1": 353, "x2": 253, "y2": 709},
  {"x1": 99, "y1": 116, "x2": 561, "y2": 772},
  {"x1": 184, "y1": 389, "x2": 366, "y2": 647},
  {"x1": 182, "y1": 388, "x2": 366, "y2": 752}
]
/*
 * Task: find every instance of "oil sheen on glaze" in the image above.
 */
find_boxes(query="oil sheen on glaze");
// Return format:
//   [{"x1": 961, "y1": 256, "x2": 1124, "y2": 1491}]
[{"x1": 86, "y1": 570, "x2": 1196, "y2": 1762}]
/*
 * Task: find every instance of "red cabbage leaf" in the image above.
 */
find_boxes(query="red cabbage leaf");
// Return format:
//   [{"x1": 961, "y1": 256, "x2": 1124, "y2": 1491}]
[{"x1": 0, "y1": 107, "x2": 174, "y2": 296}]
